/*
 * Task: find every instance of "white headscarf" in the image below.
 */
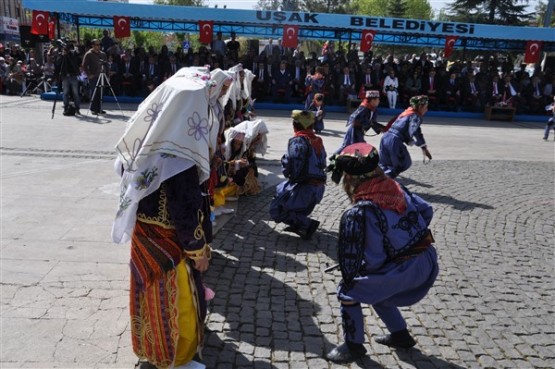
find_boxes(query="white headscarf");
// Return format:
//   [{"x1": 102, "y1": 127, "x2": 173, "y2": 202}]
[
  {"x1": 209, "y1": 68, "x2": 233, "y2": 137},
  {"x1": 112, "y1": 68, "x2": 225, "y2": 244},
  {"x1": 224, "y1": 119, "x2": 269, "y2": 160}
]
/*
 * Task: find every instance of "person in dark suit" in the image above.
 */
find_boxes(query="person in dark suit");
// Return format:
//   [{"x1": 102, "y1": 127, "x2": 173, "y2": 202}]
[
  {"x1": 486, "y1": 73, "x2": 503, "y2": 106},
  {"x1": 461, "y1": 74, "x2": 483, "y2": 112},
  {"x1": 337, "y1": 65, "x2": 357, "y2": 104},
  {"x1": 290, "y1": 59, "x2": 307, "y2": 99},
  {"x1": 252, "y1": 61, "x2": 269, "y2": 100},
  {"x1": 271, "y1": 60, "x2": 293, "y2": 102},
  {"x1": 119, "y1": 53, "x2": 137, "y2": 96},
  {"x1": 421, "y1": 68, "x2": 439, "y2": 110},
  {"x1": 442, "y1": 72, "x2": 462, "y2": 111},
  {"x1": 144, "y1": 55, "x2": 160, "y2": 94},
  {"x1": 162, "y1": 54, "x2": 181, "y2": 81}
]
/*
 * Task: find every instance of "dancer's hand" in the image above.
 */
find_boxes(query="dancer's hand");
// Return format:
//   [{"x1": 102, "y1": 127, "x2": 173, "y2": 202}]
[
  {"x1": 423, "y1": 147, "x2": 432, "y2": 160},
  {"x1": 193, "y1": 255, "x2": 209, "y2": 272}
]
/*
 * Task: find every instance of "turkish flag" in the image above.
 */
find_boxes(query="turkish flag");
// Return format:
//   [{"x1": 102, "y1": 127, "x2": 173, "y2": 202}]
[
  {"x1": 48, "y1": 16, "x2": 56, "y2": 40},
  {"x1": 524, "y1": 41, "x2": 543, "y2": 64},
  {"x1": 31, "y1": 10, "x2": 49, "y2": 35},
  {"x1": 114, "y1": 16, "x2": 131, "y2": 38},
  {"x1": 360, "y1": 30, "x2": 377, "y2": 53},
  {"x1": 443, "y1": 36, "x2": 458, "y2": 59},
  {"x1": 198, "y1": 21, "x2": 214, "y2": 44},
  {"x1": 282, "y1": 25, "x2": 299, "y2": 48}
]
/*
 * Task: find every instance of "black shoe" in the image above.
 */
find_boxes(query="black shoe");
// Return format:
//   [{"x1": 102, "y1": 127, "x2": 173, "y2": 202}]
[
  {"x1": 326, "y1": 342, "x2": 367, "y2": 363},
  {"x1": 301, "y1": 220, "x2": 320, "y2": 240},
  {"x1": 91, "y1": 110, "x2": 100, "y2": 115},
  {"x1": 99, "y1": 110, "x2": 107, "y2": 114},
  {"x1": 75, "y1": 109, "x2": 81, "y2": 115},
  {"x1": 283, "y1": 224, "x2": 299, "y2": 233},
  {"x1": 374, "y1": 329, "x2": 416, "y2": 349}
]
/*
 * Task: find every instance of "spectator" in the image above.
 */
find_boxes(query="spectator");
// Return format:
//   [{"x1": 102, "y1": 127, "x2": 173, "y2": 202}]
[
  {"x1": 100, "y1": 30, "x2": 115, "y2": 53},
  {"x1": 383, "y1": 68, "x2": 399, "y2": 109},
  {"x1": 271, "y1": 60, "x2": 293, "y2": 103}
]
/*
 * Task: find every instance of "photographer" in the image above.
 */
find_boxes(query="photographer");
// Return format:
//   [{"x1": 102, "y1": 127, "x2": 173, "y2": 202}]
[
  {"x1": 82, "y1": 39, "x2": 107, "y2": 115},
  {"x1": 56, "y1": 40, "x2": 82, "y2": 115}
]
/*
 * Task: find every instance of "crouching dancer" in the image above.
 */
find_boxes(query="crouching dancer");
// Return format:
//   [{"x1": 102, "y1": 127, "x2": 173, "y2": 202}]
[
  {"x1": 269, "y1": 110, "x2": 327, "y2": 240},
  {"x1": 326, "y1": 142, "x2": 439, "y2": 363}
]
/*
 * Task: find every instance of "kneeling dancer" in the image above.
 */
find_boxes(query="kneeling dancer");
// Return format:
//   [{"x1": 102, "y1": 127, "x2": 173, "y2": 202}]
[
  {"x1": 326, "y1": 142, "x2": 439, "y2": 363},
  {"x1": 269, "y1": 110, "x2": 327, "y2": 240}
]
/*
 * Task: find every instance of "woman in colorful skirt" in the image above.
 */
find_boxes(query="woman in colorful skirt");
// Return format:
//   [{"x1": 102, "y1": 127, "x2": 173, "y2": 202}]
[{"x1": 112, "y1": 67, "x2": 229, "y2": 369}]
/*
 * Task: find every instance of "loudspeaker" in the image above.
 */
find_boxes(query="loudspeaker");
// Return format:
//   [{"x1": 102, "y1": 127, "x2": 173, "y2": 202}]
[
  {"x1": 19, "y1": 26, "x2": 36, "y2": 48},
  {"x1": 247, "y1": 39, "x2": 259, "y2": 53},
  {"x1": 19, "y1": 25, "x2": 49, "y2": 48}
]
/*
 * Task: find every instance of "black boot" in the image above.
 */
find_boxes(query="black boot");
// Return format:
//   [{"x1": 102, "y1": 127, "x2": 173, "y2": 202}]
[
  {"x1": 374, "y1": 328, "x2": 416, "y2": 349},
  {"x1": 326, "y1": 341, "x2": 367, "y2": 363}
]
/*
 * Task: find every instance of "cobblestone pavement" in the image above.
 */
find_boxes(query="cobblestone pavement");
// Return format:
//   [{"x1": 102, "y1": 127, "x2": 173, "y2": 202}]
[
  {"x1": 1, "y1": 95, "x2": 554, "y2": 369},
  {"x1": 204, "y1": 160, "x2": 554, "y2": 369}
]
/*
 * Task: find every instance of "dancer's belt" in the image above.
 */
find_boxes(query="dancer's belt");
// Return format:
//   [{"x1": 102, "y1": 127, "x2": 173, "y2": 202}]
[{"x1": 392, "y1": 229, "x2": 434, "y2": 264}]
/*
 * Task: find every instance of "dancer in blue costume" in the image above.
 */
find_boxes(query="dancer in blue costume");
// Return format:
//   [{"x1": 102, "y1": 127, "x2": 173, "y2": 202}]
[
  {"x1": 307, "y1": 93, "x2": 325, "y2": 133},
  {"x1": 379, "y1": 95, "x2": 432, "y2": 178},
  {"x1": 326, "y1": 142, "x2": 439, "y2": 364},
  {"x1": 269, "y1": 110, "x2": 327, "y2": 240},
  {"x1": 333, "y1": 90, "x2": 381, "y2": 155},
  {"x1": 304, "y1": 66, "x2": 326, "y2": 109}
]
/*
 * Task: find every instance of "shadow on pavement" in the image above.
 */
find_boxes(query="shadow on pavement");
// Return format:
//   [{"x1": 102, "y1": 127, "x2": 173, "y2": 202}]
[
  {"x1": 204, "y1": 188, "x2": 337, "y2": 366},
  {"x1": 419, "y1": 193, "x2": 494, "y2": 211},
  {"x1": 396, "y1": 348, "x2": 468, "y2": 369}
]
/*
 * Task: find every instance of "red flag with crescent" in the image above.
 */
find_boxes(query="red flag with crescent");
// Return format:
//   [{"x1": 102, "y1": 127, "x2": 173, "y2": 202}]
[
  {"x1": 48, "y1": 16, "x2": 56, "y2": 40},
  {"x1": 443, "y1": 36, "x2": 458, "y2": 59},
  {"x1": 282, "y1": 25, "x2": 299, "y2": 48},
  {"x1": 360, "y1": 30, "x2": 377, "y2": 53},
  {"x1": 114, "y1": 16, "x2": 131, "y2": 38},
  {"x1": 524, "y1": 41, "x2": 543, "y2": 64},
  {"x1": 31, "y1": 10, "x2": 49, "y2": 35},
  {"x1": 198, "y1": 21, "x2": 214, "y2": 44}
]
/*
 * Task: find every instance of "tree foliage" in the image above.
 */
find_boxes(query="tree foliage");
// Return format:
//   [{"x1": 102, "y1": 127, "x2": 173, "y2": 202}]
[
  {"x1": 445, "y1": 0, "x2": 532, "y2": 25},
  {"x1": 351, "y1": 0, "x2": 432, "y2": 19},
  {"x1": 388, "y1": 0, "x2": 408, "y2": 17},
  {"x1": 532, "y1": 1, "x2": 555, "y2": 27}
]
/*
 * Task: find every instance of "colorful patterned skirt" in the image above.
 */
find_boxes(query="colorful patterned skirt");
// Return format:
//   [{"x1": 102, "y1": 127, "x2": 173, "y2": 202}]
[{"x1": 130, "y1": 221, "x2": 205, "y2": 369}]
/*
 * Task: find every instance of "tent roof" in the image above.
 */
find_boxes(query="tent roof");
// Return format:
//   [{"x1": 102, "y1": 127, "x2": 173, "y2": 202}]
[{"x1": 22, "y1": 0, "x2": 555, "y2": 51}]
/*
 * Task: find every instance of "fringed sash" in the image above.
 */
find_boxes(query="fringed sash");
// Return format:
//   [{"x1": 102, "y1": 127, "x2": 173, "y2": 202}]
[{"x1": 130, "y1": 221, "x2": 184, "y2": 289}]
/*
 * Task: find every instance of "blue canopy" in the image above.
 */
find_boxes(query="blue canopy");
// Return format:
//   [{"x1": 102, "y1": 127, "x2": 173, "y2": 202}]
[{"x1": 22, "y1": 0, "x2": 555, "y2": 51}]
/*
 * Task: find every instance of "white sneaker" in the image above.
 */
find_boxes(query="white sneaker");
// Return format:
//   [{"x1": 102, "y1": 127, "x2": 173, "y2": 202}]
[{"x1": 173, "y1": 360, "x2": 206, "y2": 369}]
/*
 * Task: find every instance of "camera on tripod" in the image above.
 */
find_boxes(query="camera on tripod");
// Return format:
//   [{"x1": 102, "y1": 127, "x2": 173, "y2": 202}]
[{"x1": 56, "y1": 37, "x2": 74, "y2": 53}]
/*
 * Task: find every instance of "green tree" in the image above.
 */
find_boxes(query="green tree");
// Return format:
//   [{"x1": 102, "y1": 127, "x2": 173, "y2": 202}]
[
  {"x1": 351, "y1": 0, "x2": 432, "y2": 19},
  {"x1": 388, "y1": 0, "x2": 408, "y2": 17},
  {"x1": 533, "y1": 1, "x2": 555, "y2": 27},
  {"x1": 302, "y1": 0, "x2": 352, "y2": 13},
  {"x1": 446, "y1": 0, "x2": 532, "y2": 25},
  {"x1": 255, "y1": 0, "x2": 282, "y2": 10}
]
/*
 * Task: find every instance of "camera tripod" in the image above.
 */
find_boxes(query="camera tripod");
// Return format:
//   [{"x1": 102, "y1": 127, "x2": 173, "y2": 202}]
[
  {"x1": 88, "y1": 64, "x2": 124, "y2": 117},
  {"x1": 20, "y1": 75, "x2": 52, "y2": 97}
]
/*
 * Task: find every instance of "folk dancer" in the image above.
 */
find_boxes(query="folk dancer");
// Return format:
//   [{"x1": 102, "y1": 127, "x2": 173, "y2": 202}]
[
  {"x1": 378, "y1": 95, "x2": 432, "y2": 179},
  {"x1": 269, "y1": 110, "x2": 327, "y2": 240},
  {"x1": 326, "y1": 142, "x2": 439, "y2": 363}
]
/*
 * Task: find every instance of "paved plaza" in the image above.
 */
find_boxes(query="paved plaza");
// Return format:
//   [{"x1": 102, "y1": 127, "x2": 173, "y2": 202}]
[{"x1": 1, "y1": 94, "x2": 554, "y2": 369}]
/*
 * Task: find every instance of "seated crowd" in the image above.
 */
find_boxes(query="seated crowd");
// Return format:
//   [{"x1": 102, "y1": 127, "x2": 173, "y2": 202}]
[{"x1": 1, "y1": 33, "x2": 554, "y2": 115}]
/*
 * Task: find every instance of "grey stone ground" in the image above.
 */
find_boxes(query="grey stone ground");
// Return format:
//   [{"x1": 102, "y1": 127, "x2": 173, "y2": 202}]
[{"x1": 1, "y1": 94, "x2": 554, "y2": 369}]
